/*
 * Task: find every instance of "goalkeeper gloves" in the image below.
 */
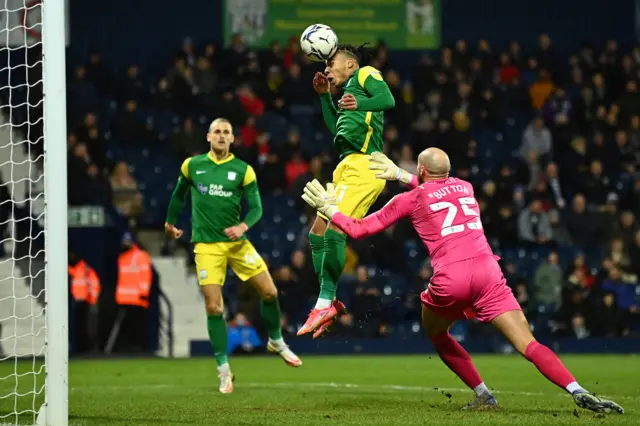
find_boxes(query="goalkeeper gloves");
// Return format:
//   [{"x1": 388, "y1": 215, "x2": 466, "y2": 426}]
[
  {"x1": 368, "y1": 152, "x2": 413, "y2": 184},
  {"x1": 302, "y1": 180, "x2": 339, "y2": 218}
]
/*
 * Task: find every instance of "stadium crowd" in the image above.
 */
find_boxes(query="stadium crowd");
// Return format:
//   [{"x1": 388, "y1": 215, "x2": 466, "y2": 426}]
[{"x1": 61, "y1": 34, "x2": 640, "y2": 341}]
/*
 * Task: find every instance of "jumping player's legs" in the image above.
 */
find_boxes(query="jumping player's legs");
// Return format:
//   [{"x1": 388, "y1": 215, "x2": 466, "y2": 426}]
[{"x1": 299, "y1": 154, "x2": 384, "y2": 336}]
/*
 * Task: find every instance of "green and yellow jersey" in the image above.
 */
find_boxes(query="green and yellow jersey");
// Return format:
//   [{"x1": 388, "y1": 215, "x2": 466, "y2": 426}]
[
  {"x1": 165, "y1": 152, "x2": 262, "y2": 243},
  {"x1": 320, "y1": 66, "x2": 395, "y2": 159}
]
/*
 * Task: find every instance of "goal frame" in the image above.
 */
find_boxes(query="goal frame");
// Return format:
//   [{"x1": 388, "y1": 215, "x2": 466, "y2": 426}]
[{"x1": 42, "y1": 0, "x2": 69, "y2": 424}]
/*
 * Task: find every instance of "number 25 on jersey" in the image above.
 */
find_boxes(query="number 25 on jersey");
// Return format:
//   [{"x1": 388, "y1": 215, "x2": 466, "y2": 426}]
[{"x1": 431, "y1": 197, "x2": 482, "y2": 237}]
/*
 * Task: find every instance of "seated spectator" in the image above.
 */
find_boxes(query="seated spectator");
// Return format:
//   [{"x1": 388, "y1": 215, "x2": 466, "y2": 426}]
[
  {"x1": 519, "y1": 116, "x2": 552, "y2": 160},
  {"x1": 548, "y1": 209, "x2": 571, "y2": 245},
  {"x1": 612, "y1": 211, "x2": 638, "y2": 248},
  {"x1": 498, "y1": 53, "x2": 519, "y2": 84},
  {"x1": 351, "y1": 266, "x2": 384, "y2": 338},
  {"x1": 214, "y1": 89, "x2": 247, "y2": 127},
  {"x1": 582, "y1": 160, "x2": 611, "y2": 207},
  {"x1": 170, "y1": 118, "x2": 205, "y2": 158},
  {"x1": 534, "y1": 251, "x2": 563, "y2": 312},
  {"x1": 517, "y1": 199, "x2": 553, "y2": 247},
  {"x1": 570, "y1": 313, "x2": 590, "y2": 340},
  {"x1": 114, "y1": 100, "x2": 155, "y2": 144},
  {"x1": 119, "y1": 64, "x2": 146, "y2": 103},
  {"x1": 193, "y1": 57, "x2": 217, "y2": 96},
  {"x1": 629, "y1": 230, "x2": 640, "y2": 277},
  {"x1": 563, "y1": 193, "x2": 600, "y2": 250},
  {"x1": 494, "y1": 204, "x2": 519, "y2": 248},
  {"x1": 602, "y1": 266, "x2": 640, "y2": 326},
  {"x1": 606, "y1": 238, "x2": 632, "y2": 272},
  {"x1": 398, "y1": 145, "x2": 417, "y2": 174},
  {"x1": 227, "y1": 313, "x2": 261, "y2": 354},
  {"x1": 591, "y1": 293, "x2": 623, "y2": 337},
  {"x1": 284, "y1": 152, "x2": 308, "y2": 189},
  {"x1": 516, "y1": 150, "x2": 544, "y2": 191},
  {"x1": 566, "y1": 254, "x2": 595, "y2": 289},
  {"x1": 513, "y1": 280, "x2": 530, "y2": 315},
  {"x1": 544, "y1": 162, "x2": 566, "y2": 208},
  {"x1": 237, "y1": 84, "x2": 265, "y2": 117},
  {"x1": 529, "y1": 69, "x2": 555, "y2": 110},
  {"x1": 110, "y1": 162, "x2": 144, "y2": 219},
  {"x1": 68, "y1": 65, "x2": 98, "y2": 112}
]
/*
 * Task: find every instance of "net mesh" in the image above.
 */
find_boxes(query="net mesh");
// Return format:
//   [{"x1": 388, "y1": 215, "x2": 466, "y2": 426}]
[{"x1": 0, "y1": 1, "x2": 46, "y2": 424}]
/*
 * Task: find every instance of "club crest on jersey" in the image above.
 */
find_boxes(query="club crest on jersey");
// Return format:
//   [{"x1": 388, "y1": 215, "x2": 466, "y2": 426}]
[
  {"x1": 197, "y1": 183, "x2": 208, "y2": 195},
  {"x1": 227, "y1": 172, "x2": 237, "y2": 181}
]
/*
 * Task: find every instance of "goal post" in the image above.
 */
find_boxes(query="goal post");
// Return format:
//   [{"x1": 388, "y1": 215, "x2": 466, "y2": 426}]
[{"x1": 42, "y1": 0, "x2": 69, "y2": 423}]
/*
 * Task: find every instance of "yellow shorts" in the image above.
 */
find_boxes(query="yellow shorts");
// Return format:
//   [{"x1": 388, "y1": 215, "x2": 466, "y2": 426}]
[
  {"x1": 319, "y1": 153, "x2": 386, "y2": 220},
  {"x1": 194, "y1": 240, "x2": 267, "y2": 286}
]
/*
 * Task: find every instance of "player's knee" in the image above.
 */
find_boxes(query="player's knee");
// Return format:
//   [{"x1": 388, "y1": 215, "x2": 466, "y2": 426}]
[
  {"x1": 310, "y1": 216, "x2": 327, "y2": 236},
  {"x1": 204, "y1": 299, "x2": 224, "y2": 315},
  {"x1": 259, "y1": 285, "x2": 278, "y2": 301}
]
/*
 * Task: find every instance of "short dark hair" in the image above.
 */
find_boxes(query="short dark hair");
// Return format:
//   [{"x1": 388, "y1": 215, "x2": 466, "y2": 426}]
[{"x1": 335, "y1": 43, "x2": 370, "y2": 63}]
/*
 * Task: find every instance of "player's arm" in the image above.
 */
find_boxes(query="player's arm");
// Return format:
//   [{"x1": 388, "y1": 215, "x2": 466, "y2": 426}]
[
  {"x1": 314, "y1": 72, "x2": 338, "y2": 135},
  {"x1": 165, "y1": 158, "x2": 191, "y2": 236},
  {"x1": 302, "y1": 180, "x2": 413, "y2": 239},
  {"x1": 241, "y1": 165, "x2": 263, "y2": 229},
  {"x1": 356, "y1": 67, "x2": 395, "y2": 111},
  {"x1": 224, "y1": 166, "x2": 262, "y2": 240}
]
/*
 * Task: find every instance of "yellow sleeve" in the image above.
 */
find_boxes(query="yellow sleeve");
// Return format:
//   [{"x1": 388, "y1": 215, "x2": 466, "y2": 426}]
[
  {"x1": 242, "y1": 165, "x2": 257, "y2": 187},
  {"x1": 357, "y1": 66, "x2": 383, "y2": 87},
  {"x1": 180, "y1": 158, "x2": 192, "y2": 180}
]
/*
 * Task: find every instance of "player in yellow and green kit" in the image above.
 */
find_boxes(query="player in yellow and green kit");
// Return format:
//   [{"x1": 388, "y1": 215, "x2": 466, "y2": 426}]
[
  {"x1": 164, "y1": 118, "x2": 301, "y2": 394},
  {"x1": 297, "y1": 45, "x2": 396, "y2": 338}
]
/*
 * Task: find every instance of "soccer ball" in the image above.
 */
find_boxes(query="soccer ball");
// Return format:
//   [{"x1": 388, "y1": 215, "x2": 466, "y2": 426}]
[{"x1": 300, "y1": 24, "x2": 338, "y2": 62}]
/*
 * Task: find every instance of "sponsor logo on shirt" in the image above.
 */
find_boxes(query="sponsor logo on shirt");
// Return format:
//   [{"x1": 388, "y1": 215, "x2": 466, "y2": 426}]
[{"x1": 207, "y1": 184, "x2": 233, "y2": 198}]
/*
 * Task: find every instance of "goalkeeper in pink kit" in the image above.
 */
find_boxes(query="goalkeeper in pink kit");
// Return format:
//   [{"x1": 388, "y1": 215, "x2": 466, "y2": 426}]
[{"x1": 302, "y1": 148, "x2": 624, "y2": 414}]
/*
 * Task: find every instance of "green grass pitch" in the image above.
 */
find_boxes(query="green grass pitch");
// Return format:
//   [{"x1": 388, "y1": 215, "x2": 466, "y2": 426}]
[{"x1": 1, "y1": 355, "x2": 639, "y2": 425}]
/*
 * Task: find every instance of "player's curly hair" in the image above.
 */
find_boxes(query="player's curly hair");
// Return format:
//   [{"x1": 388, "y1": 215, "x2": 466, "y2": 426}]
[{"x1": 335, "y1": 43, "x2": 371, "y2": 64}]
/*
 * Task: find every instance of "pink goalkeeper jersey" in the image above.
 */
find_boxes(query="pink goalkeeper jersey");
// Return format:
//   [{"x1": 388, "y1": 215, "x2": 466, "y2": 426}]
[{"x1": 332, "y1": 176, "x2": 494, "y2": 271}]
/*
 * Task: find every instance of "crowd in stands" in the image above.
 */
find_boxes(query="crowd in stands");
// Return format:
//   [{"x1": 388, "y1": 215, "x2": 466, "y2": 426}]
[{"x1": 63, "y1": 33, "x2": 640, "y2": 341}]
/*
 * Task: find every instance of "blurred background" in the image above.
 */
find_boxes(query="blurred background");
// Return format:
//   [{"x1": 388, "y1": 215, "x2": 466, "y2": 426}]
[{"x1": 2, "y1": 0, "x2": 640, "y2": 358}]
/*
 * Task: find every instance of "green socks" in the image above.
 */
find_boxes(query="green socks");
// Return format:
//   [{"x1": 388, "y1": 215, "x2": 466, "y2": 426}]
[
  {"x1": 207, "y1": 314, "x2": 228, "y2": 367},
  {"x1": 318, "y1": 228, "x2": 347, "y2": 301},
  {"x1": 260, "y1": 298, "x2": 283, "y2": 341},
  {"x1": 308, "y1": 233, "x2": 325, "y2": 275}
]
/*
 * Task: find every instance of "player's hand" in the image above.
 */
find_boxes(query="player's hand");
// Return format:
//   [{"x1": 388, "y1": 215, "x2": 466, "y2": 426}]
[
  {"x1": 338, "y1": 93, "x2": 357, "y2": 110},
  {"x1": 312, "y1": 72, "x2": 330, "y2": 94},
  {"x1": 164, "y1": 222, "x2": 183, "y2": 240},
  {"x1": 302, "y1": 180, "x2": 338, "y2": 218},
  {"x1": 224, "y1": 223, "x2": 248, "y2": 241},
  {"x1": 368, "y1": 152, "x2": 413, "y2": 184}
]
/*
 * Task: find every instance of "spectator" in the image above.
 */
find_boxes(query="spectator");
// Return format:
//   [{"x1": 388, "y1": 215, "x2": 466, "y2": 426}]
[
  {"x1": 606, "y1": 238, "x2": 632, "y2": 272},
  {"x1": 214, "y1": 89, "x2": 247, "y2": 127},
  {"x1": 529, "y1": 70, "x2": 555, "y2": 110},
  {"x1": 564, "y1": 194, "x2": 601, "y2": 250},
  {"x1": 120, "y1": 65, "x2": 145, "y2": 103},
  {"x1": 517, "y1": 199, "x2": 553, "y2": 247},
  {"x1": 582, "y1": 160, "x2": 611, "y2": 207},
  {"x1": 110, "y1": 161, "x2": 144, "y2": 219},
  {"x1": 170, "y1": 118, "x2": 205, "y2": 158},
  {"x1": 566, "y1": 254, "x2": 595, "y2": 289},
  {"x1": 192, "y1": 57, "x2": 217, "y2": 96},
  {"x1": 602, "y1": 267, "x2": 640, "y2": 329},
  {"x1": 519, "y1": 117, "x2": 552, "y2": 160},
  {"x1": 591, "y1": 293, "x2": 623, "y2": 337},
  {"x1": 513, "y1": 280, "x2": 530, "y2": 315},
  {"x1": 498, "y1": 53, "x2": 519, "y2": 84},
  {"x1": 548, "y1": 209, "x2": 571, "y2": 245},
  {"x1": 516, "y1": 150, "x2": 544, "y2": 191},
  {"x1": 534, "y1": 251, "x2": 563, "y2": 311},
  {"x1": 612, "y1": 211, "x2": 638, "y2": 248},
  {"x1": 114, "y1": 100, "x2": 155, "y2": 144},
  {"x1": 236, "y1": 84, "x2": 265, "y2": 117},
  {"x1": 544, "y1": 162, "x2": 566, "y2": 209},
  {"x1": 398, "y1": 145, "x2": 418, "y2": 174},
  {"x1": 68, "y1": 66, "x2": 98, "y2": 112},
  {"x1": 350, "y1": 266, "x2": 384, "y2": 338},
  {"x1": 284, "y1": 152, "x2": 308, "y2": 189}
]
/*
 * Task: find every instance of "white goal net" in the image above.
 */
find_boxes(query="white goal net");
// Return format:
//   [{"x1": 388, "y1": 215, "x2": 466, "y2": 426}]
[{"x1": 0, "y1": 1, "x2": 68, "y2": 425}]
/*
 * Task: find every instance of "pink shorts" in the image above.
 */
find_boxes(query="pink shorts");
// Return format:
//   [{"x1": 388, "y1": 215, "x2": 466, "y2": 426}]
[{"x1": 420, "y1": 255, "x2": 521, "y2": 323}]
